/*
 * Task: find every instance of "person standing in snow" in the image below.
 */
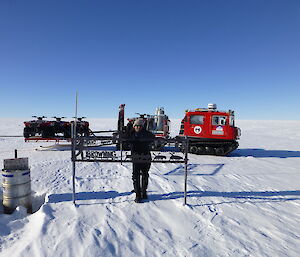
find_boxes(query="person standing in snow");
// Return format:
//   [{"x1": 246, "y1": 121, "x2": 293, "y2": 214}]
[{"x1": 123, "y1": 119, "x2": 155, "y2": 203}]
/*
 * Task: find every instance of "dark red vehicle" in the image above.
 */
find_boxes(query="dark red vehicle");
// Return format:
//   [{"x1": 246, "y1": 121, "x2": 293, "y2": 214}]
[
  {"x1": 70, "y1": 117, "x2": 90, "y2": 137},
  {"x1": 23, "y1": 116, "x2": 90, "y2": 140},
  {"x1": 178, "y1": 104, "x2": 241, "y2": 155},
  {"x1": 23, "y1": 116, "x2": 54, "y2": 138}
]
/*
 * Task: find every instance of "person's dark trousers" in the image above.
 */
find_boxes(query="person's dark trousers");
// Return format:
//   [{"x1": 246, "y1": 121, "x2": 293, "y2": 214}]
[
  {"x1": 132, "y1": 162, "x2": 151, "y2": 201},
  {"x1": 141, "y1": 163, "x2": 150, "y2": 199}
]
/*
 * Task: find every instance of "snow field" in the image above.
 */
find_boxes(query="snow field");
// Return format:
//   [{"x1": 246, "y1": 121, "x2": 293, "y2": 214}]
[{"x1": 0, "y1": 119, "x2": 300, "y2": 257}]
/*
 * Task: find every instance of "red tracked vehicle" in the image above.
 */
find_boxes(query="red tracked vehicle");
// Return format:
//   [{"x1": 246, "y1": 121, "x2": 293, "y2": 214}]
[{"x1": 178, "y1": 104, "x2": 241, "y2": 155}]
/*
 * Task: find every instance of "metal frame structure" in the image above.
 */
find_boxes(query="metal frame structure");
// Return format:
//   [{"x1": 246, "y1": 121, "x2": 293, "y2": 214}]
[{"x1": 71, "y1": 124, "x2": 191, "y2": 205}]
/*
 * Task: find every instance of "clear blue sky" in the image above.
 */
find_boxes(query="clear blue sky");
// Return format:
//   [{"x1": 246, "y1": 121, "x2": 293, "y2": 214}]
[{"x1": 0, "y1": 0, "x2": 299, "y2": 120}]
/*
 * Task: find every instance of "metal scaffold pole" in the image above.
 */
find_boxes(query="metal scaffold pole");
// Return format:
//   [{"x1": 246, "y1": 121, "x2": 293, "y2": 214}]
[
  {"x1": 72, "y1": 92, "x2": 78, "y2": 205},
  {"x1": 71, "y1": 123, "x2": 76, "y2": 205},
  {"x1": 184, "y1": 136, "x2": 189, "y2": 206},
  {"x1": 120, "y1": 141, "x2": 123, "y2": 165}
]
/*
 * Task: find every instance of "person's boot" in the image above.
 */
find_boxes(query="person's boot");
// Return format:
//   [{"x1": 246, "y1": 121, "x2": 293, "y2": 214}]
[
  {"x1": 141, "y1": 190, "x2": 148, "y2": 200},
  {"x1": 141, "y1": 175, "x2": 149, "y2": 199},
  {"x1": 135, "y1": 192, "x2": 142, "y2": 203},
  {"x1": 133, "y1": 180, "x2": 141, "y2": 203}
]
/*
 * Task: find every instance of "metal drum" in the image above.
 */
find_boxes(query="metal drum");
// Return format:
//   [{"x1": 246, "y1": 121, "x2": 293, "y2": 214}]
[{"x1": 2, "y1": 158, "x2": 32, "y2": 214}]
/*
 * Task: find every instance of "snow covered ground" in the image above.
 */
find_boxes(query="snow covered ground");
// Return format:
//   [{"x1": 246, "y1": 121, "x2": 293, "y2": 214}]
[{"x1": 0, "y1": 118, "x2": 300, "y2": 257}]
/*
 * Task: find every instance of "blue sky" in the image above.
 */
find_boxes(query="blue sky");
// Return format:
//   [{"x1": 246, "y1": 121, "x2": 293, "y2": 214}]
[{"x1": 0, "y1": 0, "x2": 299, "y2": 120}]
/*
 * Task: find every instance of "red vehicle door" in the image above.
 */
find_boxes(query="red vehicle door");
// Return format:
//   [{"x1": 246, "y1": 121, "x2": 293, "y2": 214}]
[
  {"x1": 185, "y1": 113, "x2": 208, "y2": 138},
  {"x1": 210, "y1": 114, "x2": 229, "y2": 139}
]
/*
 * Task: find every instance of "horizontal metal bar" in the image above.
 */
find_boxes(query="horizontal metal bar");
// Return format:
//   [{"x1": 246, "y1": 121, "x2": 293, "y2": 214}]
[
  {"x1": 0, "y1": 135, "x2": 23, "y2": 137},
  {"x1": 91, "y1": 130, "x2": 117, "y2": 133},
  {"x1": 75, "y1": 136, "x2": 188, "y2": 143},
  {"x1": 74, "y1": 159, "x2": 185, "y2": 163}
]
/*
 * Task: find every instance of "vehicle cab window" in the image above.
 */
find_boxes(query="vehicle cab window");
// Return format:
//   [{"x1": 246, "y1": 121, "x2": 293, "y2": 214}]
[
  {"x1": 212, "y1": 116, "x2": 227, "y2": 126},
  {"x1": 190, "y1": 115, "x2": 204, "y2": 124}
]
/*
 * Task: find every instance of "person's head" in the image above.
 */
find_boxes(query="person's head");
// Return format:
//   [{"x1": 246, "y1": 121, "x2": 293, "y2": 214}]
[{"x1": 133, "y1": 119, "x2": 144, "y2": 132}]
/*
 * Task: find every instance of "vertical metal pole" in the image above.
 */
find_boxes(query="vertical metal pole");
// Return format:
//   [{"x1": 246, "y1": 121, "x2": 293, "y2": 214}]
[
  {"x1": 184, "y1": 136, "x2": 189, "y2": 206},
  {"x1": 75, "y1": 91, "x2": 78, "y2": 121},
  {"x1": 72, "y1": 92, "x2": 78, "y2": 205},
  {"x1": 72, "y1": 123, "x2": 76, "y2": 205},
  {"x1": 120, "y1": 141, "x2": 123, "y2": 165}
]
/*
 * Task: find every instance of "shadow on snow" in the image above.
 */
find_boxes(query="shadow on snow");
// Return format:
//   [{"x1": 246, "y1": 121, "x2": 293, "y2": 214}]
[
  {"x1": 230, "y1": 148, "x2": 300, "y2": 158},
  {"x1": 48, "y1": 191, "x2": 131, "y2": 203},
  {"x1": 149, "y1": 190, "x2": 300, "y2": 205},
  {"x1": 47, "y1": 190, "x2": 300, "y2": 205},
  {"x1": 164, "y1": 163, "x2": 225, "y2": 176}
]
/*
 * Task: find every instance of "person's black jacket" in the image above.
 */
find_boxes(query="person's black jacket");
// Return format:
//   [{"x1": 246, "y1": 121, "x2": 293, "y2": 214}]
[{"x1": 122, "y1": 128, "x2": 155, "y2": 156}]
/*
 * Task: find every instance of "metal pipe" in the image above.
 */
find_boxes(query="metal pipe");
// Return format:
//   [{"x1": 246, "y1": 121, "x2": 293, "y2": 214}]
[
  {"x1": 71, "y1": 122, "x2": 76, "y2": 205},
  {"x1": 184, "y1": 136, "x2": 189, "y2": 206},
  {"x1": 72, "y1": 93, "x2": 78, "y2": 205},
  {"x1": 120, "y1": 142, "x2": 123, "y2": 165},
  {"x1": 0, "y1": 135, "x2": 23, "y2": 137}
]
